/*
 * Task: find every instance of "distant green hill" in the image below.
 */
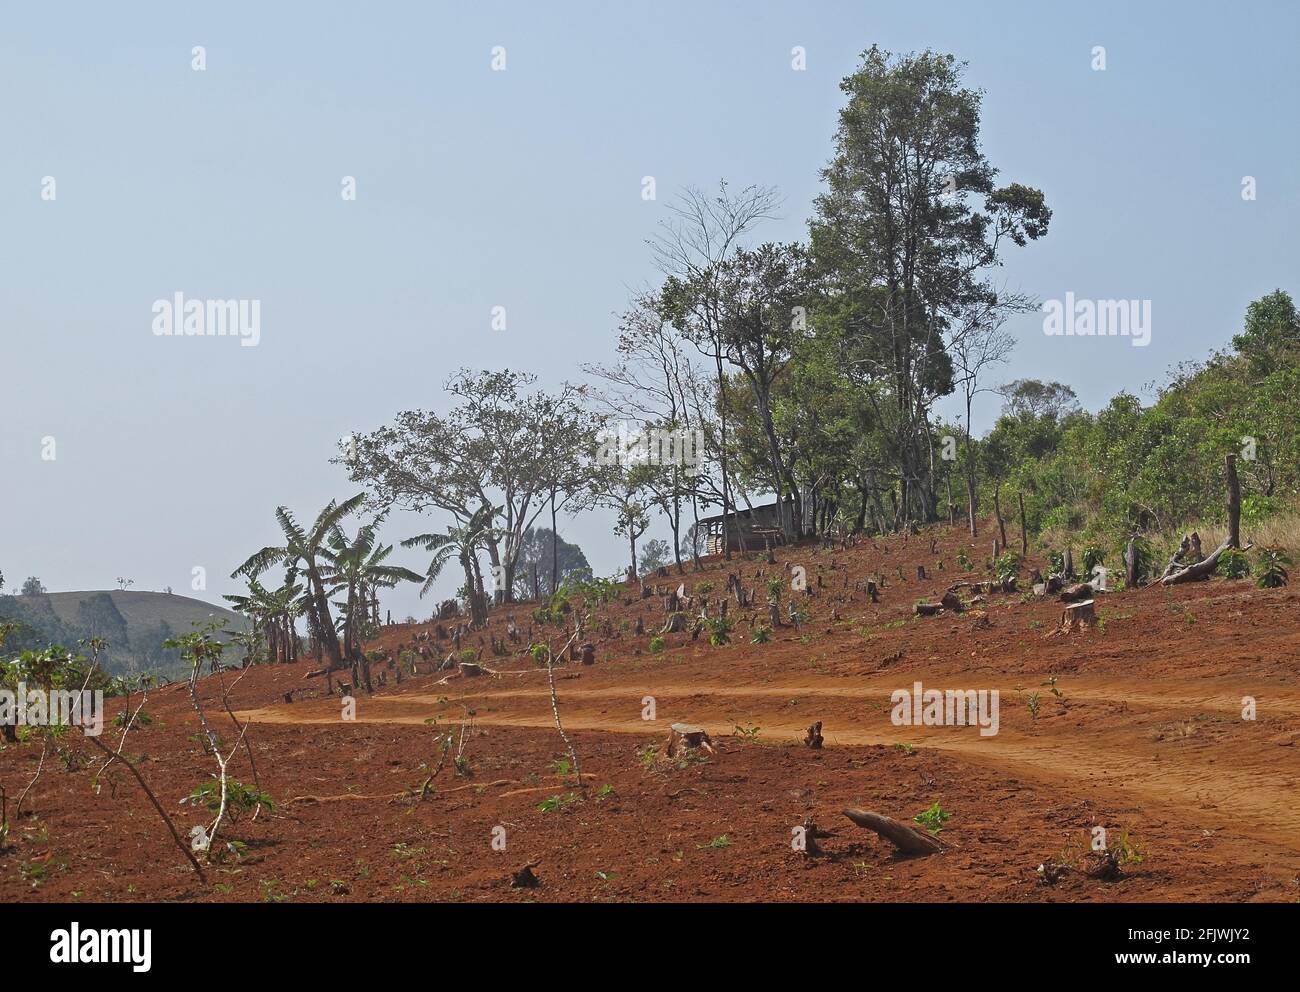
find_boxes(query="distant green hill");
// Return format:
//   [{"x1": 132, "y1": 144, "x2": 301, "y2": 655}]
[{"x1": 0, "y1": 589, "x2": 249, "y2": 681}]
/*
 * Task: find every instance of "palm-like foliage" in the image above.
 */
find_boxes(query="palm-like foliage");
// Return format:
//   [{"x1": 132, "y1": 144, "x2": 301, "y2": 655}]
[
  {"x1": 323, "y1": 514, "x2": 422, "y2": 665},
  {"x1": 232, "y1": 494, "x2": 366, "y2": 669},
  {"x1": 223, "y1": 575, "x2": 304, "y2": 664},
  {"x1": 402, "y1": 504, "x2": 496, "y2": 626}
]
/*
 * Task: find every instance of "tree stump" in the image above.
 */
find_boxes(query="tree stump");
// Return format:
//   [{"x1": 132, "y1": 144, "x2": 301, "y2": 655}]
[
  {"x1": 459, "y1": 662, "x2": 483, "y2": 678},
  {"x1": 1059, "y1": 599, "x2": 1095, "y2": 633},
  {"x1": 916, "y1": 565, "x2": 927, "y2": 580},
  {"x1": 660, "y1": 612, "x2": 685, "y2": 634},
  {"x1": 579, "y1": 642, "x2": 595, "y2": 666},
  {"x1": 797, "y1": 815, "x2": 834, "y2": 857},
  {"x1": 663, "y1": 723, "x2": 715, "y2": 758},
  {"x1": 1125, "y1": 537, "x2": 1140, "y2": 589},
  {"x1": 510, "y1": 859, "x2": 541, "y2": 889},
  {"x1": 803, "y1": 721, "x2": 824, "y2": 749}
]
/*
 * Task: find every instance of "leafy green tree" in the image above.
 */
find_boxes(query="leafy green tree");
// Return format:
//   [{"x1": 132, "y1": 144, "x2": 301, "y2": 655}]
[
  {"x1": 1232, "y1": 289, "x2": 1300, "y2": 376},
  {"x1": 811, "y1": 46, "x2": 1050, "y2": 525},
  {"x1": 512, "y1": 527, "x2": 591, "y2": 600}
]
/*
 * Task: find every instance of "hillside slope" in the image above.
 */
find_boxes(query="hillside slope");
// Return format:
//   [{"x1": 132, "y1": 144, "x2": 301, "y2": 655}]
[{"x1": 0, "y1": 589, "x2": 247, "y2": 679}]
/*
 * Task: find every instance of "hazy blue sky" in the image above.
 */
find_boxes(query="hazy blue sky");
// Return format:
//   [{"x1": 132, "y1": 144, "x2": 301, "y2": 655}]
[{"x1": 3, "y1": 1, "x2": 1297, "y2": 620}]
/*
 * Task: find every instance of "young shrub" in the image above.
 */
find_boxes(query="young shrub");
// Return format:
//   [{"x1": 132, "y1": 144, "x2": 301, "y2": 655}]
[
  {"x1": 1217, "y1": 547, "x2": 1251, "y2": 580},
  {"x1": 707, "y1": 617, "x2": 732, "y2": 646},
  {"x1": 1256, "y1": 548, "x2": 1291, "y2": 588},
  {"x1": 648, "y1": 635, "x2": 666, "y2": 654},
  {"x1": 994, "y1": 551, "x2": 1021, "y2": 585}
]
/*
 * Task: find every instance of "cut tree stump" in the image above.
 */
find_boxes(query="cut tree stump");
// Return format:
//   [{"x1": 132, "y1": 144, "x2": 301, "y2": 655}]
[
  {"x1": 940, "y1": 590, "x2": 964, "y2": 613},
  {"x1": 663, "y1": 722, "x2": 716, "y2": 758},
  {"x1": 510, "y1": 859, "x2": 541, "y2": 889},
  {"x1": 579, "y1": 642, "x2": 596, "y2": 666},
  {"x1": 459, "y1": 662, "x2": 483, "y2": 678},
  {"x1": 797, "y1": 815, "x2": 835, "y2": 857},
  {"x1": 841, "y1": 808, "x2": 944, "y2": 856},
  {"x1": 1058, "y1": 599, "x2": 1095, "y2": 632},
  {"x1": 803, "y1": 721, "x2": 824, "y2": 749},
  {"x1": 660, "y1": 612, "x2": 685, "y2": 634}
]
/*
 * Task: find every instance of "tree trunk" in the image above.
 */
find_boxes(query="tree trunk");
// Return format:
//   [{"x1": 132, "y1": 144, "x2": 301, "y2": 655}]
[
  {"x1": 1018, "y1": 491, "x2": 1028, "y2": 557},
  {"x1": 550, "y1": 492, "x2": 559, "y2": 597},
  {"x1": 994, "y1": 487, "x2": 1008, "y2": 551},
  {"x1": 308, "y1": 567, "x2": 343, "y2": 670},
  {"x1": 1226, "y1": 453, "x2": 1241, "y2": 549}
]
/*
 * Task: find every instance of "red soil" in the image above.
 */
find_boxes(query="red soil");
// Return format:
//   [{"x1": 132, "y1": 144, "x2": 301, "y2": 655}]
[{"x1": 4, "y1": 524, "x2": 1298, "y2": 902}]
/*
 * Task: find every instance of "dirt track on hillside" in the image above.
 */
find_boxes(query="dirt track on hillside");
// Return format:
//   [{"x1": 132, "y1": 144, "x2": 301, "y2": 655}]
[{"x1": 5, "y1": 524, "x2": 1300, "y2": 902}]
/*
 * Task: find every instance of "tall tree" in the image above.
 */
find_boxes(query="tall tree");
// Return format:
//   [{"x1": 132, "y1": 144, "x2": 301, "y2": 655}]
[
  {"x1": 811, "y1": 46, "x2": 1050, "y2": 526},
  {"x1": 652, "y1": 182, "x2": 781, "y2": 558}
]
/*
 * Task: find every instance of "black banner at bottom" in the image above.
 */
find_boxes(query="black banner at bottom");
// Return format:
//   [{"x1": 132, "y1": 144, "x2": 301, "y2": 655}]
[{"x1": 5, "y1": 901, "x2": 1277, "y2": 978}]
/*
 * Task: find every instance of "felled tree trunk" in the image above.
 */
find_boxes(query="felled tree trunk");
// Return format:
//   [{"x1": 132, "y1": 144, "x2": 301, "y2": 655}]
[
  {"x1": 842, "y1": 808, "x2": 943, "y2": 855},
  {"x1": 1162, "y1": 540, "x2": 1240, "y2": 585}
]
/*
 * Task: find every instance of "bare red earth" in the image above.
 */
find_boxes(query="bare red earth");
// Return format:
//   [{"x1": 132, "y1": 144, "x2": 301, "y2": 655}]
[{"x1": 4, "y1": 524, "x2": 1298, "y2": 902}]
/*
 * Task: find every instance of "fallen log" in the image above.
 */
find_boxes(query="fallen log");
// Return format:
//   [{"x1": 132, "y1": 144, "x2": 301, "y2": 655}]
[
  {"x1": 1162, "y1": 539, "x2": 1250, "y2": 585},
  {"x1": 1161, "y1": 532, "x2": 1204, "y2": 580},
  {"x1": 842, "y1": 808, "x2": 944, "y2": 856}
]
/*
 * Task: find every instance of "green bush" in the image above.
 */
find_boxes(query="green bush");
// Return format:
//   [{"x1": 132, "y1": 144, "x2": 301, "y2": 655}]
[
  {"x1": 1256, "y1": 548, "x2": 1291, "y2": 588},
  {"x1": 1217, "y1": 548, "x2": 1251, "y2": 579}
]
